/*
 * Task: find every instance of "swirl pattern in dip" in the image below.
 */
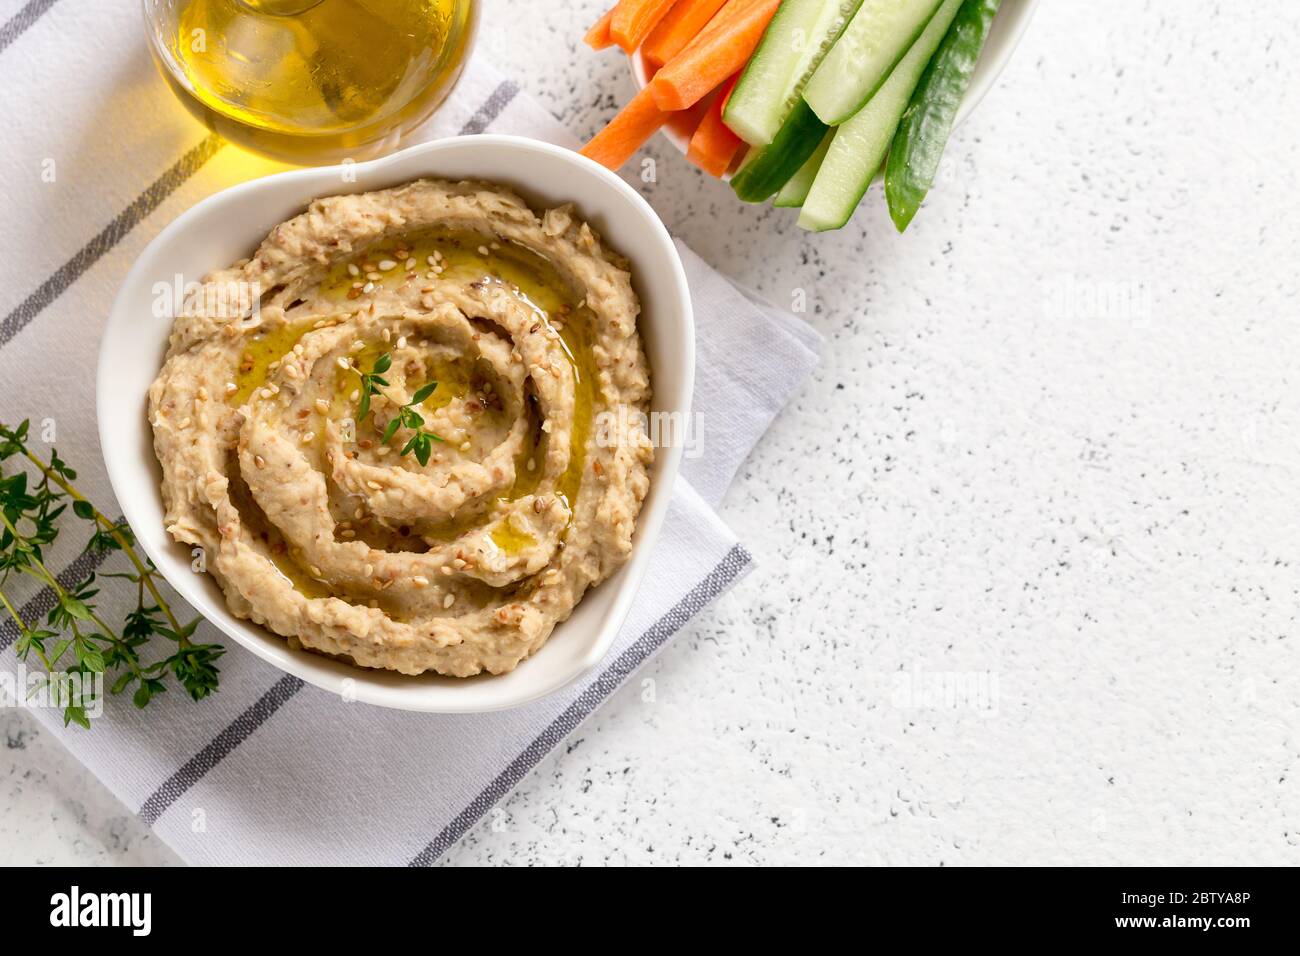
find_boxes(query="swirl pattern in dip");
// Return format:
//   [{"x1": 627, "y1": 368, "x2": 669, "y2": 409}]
[{"x1": 148, "y1": 179, "x2": 653, "y2": 676}]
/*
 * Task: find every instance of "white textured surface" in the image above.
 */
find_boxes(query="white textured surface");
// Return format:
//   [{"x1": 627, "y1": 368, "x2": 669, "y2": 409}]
[{"x1": 4, "y1": 0, "x2": 1299, "y2": 865}]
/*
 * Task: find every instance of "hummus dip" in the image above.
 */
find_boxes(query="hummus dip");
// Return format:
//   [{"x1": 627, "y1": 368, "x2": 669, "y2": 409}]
[{"x1": 148, "y1": 179, "x2": 653, "y2": 676}]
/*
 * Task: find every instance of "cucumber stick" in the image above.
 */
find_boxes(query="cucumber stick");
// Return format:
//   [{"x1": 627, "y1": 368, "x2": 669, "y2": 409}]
[
  {"x1": 724, "y1": 0, "x2": 864, "y2": 147},
  {"x1": 798, "y1": 0, "x2": 964, "y2": 231},
  {"x1": 730, "y1": 100, "x2": 828, "y2": 203},
  {"x1": 774, "y1": 129, "x2": 834, "y2": 207},
  {"x1": 886, "y1": 0, "x2": 1001, "y2": 231},
  {"x1": 803, "y1": 0, "x2": 944, "y2": 125}
]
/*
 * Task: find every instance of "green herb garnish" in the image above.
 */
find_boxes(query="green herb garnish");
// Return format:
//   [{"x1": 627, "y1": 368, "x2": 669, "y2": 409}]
[
  {"x1": 351, "y1": 352, "x2": 445, "y2": 466},
  {"x1": 0, "y1": 421, "x2": 222, "y2": 728}
]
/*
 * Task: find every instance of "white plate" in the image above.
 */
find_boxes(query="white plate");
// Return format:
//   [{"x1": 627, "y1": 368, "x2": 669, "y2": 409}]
[
  {"x1": 631, "y1": 0, "x2": 1040, "y2": 163},
  {"x1": 97, "y1": 135, "x2": 694, "y2": 713}
]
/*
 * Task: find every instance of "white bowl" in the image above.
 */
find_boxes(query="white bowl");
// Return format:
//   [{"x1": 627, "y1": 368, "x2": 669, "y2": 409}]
[
  {"x1": 631, "y1": 0, "x2": 1039, "y2": 160},
  {"x1": 97, "y1": 135, "x2": 694, "y2": 713}
]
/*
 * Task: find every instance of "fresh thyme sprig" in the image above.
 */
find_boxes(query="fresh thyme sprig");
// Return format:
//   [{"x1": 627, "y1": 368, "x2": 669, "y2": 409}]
[
  {"x1": 0, "y1": 420, "x2": 223, "y2": 728},
  {"x1": 351, "y1": 352, "x2": 445, "y2": 466},
  {"x1": 353, "y1": 351, "x2": 391, "y2": 421}
]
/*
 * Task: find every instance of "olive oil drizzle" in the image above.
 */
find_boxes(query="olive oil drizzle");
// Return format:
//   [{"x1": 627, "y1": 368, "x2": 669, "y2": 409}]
[{"x1": 232, "y1": 229, "x2": 600, "y2": 586}]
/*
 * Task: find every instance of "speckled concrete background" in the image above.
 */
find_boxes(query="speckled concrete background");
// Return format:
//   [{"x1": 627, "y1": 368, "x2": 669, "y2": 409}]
[{"x1": 4, "y1": 0, "x2": 1298, "y2": 865}]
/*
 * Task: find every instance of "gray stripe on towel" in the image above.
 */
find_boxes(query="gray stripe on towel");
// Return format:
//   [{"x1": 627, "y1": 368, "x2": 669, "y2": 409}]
[
  {"x1": 1, "y1": 77, "x2": 519, "y2": 351},
  {"x1": 137, "y1": 673, "x2": 305, "y2": 825},
  {"x1": 458, "y1": 80, "x2": 520, "y2": 135},
  {"x1": 0, "y1": 0, "x2": 59, "y2": 56},
  {"x1": 0, "y1": 134, "x2": 225, "y2": 349},
  {"x1": 408, "y1": 544, "x2": 753, "y2": 866}
]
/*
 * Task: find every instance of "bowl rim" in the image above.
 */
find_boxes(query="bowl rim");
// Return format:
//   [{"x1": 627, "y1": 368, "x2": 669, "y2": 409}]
[
  {"x1": 630, "y1": 0, "x2": 1040, "y2": 162},
  {"x1": 97, "y1": 133, "x2": 695, "y2": 713}
]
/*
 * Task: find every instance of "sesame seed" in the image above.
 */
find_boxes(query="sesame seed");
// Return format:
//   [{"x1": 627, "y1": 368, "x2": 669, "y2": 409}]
[
  {"x1": 396, "y1": 335, "x2": 407, "y2": 349},
  {"x1": 405, "y1": 258, "x2": 416, "y2": 270},
  {"x1": 336, "y1": 357, "x2": 350, "y2": 370},
  {"x1": 413, "y1": 575, "x2": 429, "y2": 587},
  {"x1": 362, "y1": 282, "x2": 375, "y2": 293},
  {"x1": 254, "y1": 455, "x2": 266, "y2": 468},
  {"x1": 347, "y1": 263, "x2": 360, "y2": 276},
  {"x1": 477, "y1": 245, "x2": 489, "y2": 256},
  {"x1": 378, "y1": 259, "x2": 397, "y2": 271},
  {"x1": 443, "y1": 593, "x2": 455, "y2": 608}
]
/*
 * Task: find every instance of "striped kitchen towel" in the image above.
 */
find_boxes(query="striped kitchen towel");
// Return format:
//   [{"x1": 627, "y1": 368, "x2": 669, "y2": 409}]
[{"x1": 0, "y1": 1, "x2": 820, "y2": 864}]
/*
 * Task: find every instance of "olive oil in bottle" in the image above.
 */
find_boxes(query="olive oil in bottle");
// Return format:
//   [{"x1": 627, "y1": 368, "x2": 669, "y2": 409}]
[{"x1": 147, "y1": 0, "x2": 476, "y2": 163}]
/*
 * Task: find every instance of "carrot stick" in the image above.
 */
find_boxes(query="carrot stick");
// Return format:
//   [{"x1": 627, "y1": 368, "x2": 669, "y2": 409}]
[
  {"x1": 648, "y1": 0, "x2": 780, "y2": 111},
  {"x1": 666, "y1": 86, "x2": 718, "y2": 139},
  {"x1": 675, "y1": 0, "x2": 762, "y2": 53},
  {"x1": 687, "y1": 73, "x2": 744, "y2": 176},
  {"x1": 610, "y1": 0, "x2": 680, "y2": 54},
  {"x1": 584, "y1": 7, "x2": 617, "y2": 51},
  {"x1": 580, "y1": 86, "x2": 672, "y2": 170},
  {"x1": 643, "y1": 0, "x2": 730, "y2": 69}
]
